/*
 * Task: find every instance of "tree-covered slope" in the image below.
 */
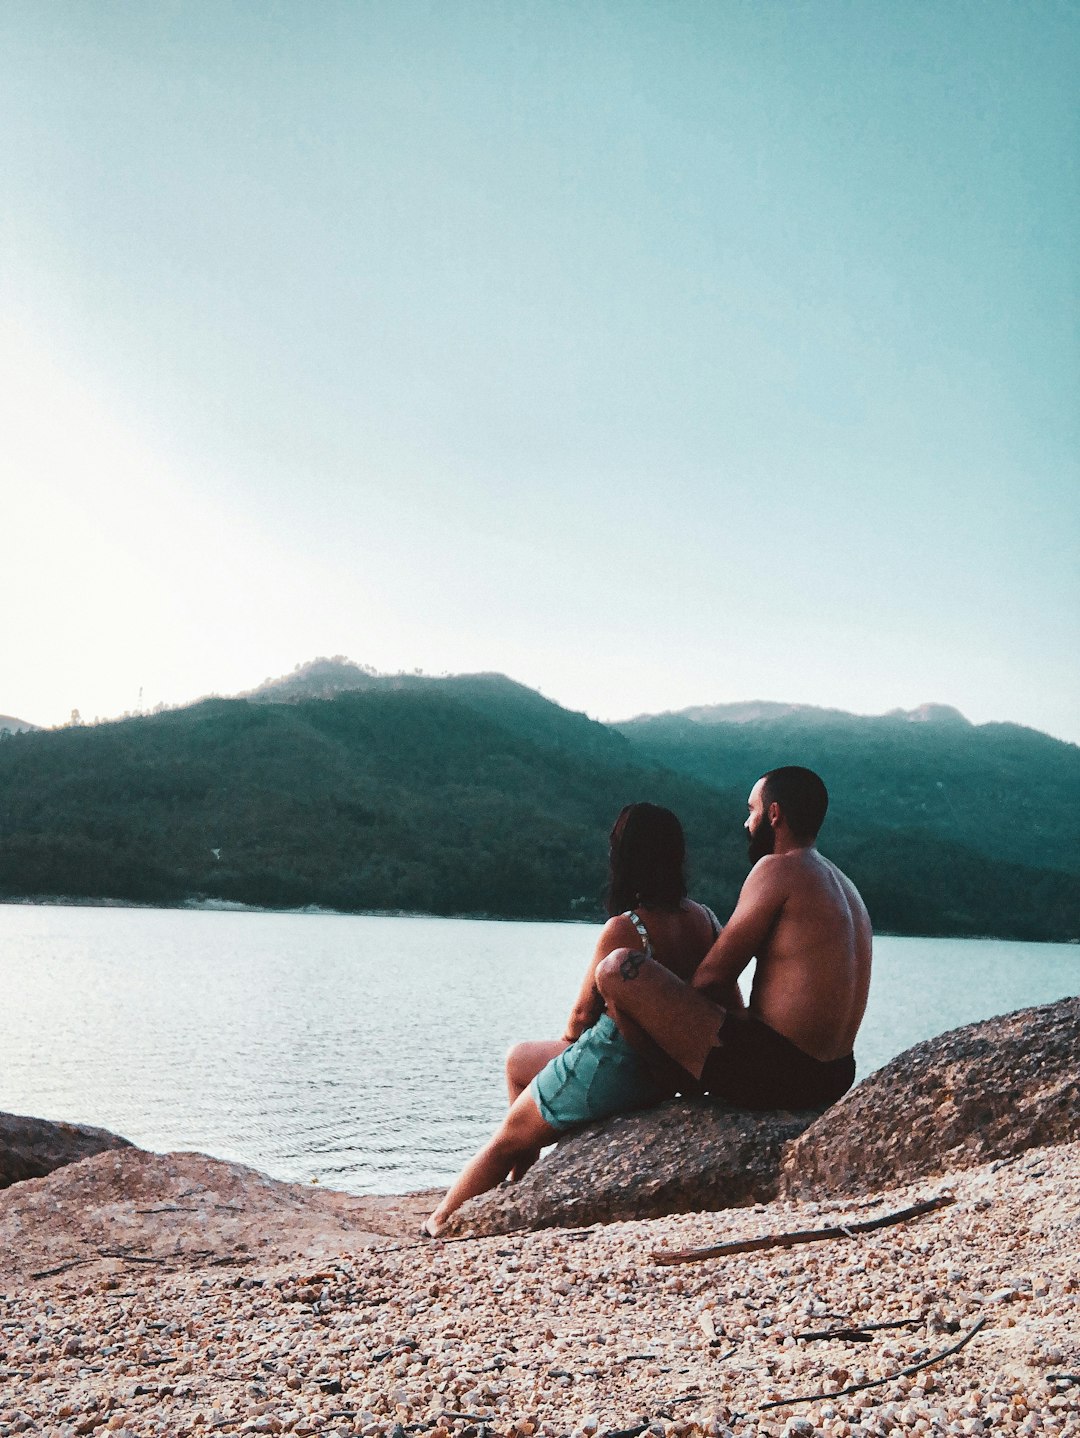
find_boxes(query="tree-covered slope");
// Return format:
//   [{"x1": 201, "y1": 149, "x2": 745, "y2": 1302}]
[
  {"x1": 616, "y1": 711, "x2": 1080, "y2": 875},
  {"x1": 0, "y1": 681, "x2": 1077, "y2": 939},
  {"x1": 0, "y1": 690, "x2": 743, "y2": 920}
]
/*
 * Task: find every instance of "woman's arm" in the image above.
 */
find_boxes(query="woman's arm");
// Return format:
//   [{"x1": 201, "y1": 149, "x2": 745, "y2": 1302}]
[{"x1": 560, "y1": 915, "x2": 640, "y2": 1043}]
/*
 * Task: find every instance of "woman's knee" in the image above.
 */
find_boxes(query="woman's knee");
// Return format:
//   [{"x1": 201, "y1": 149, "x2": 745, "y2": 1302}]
[{"x1": 505, "y1": 1041, "x2": 529, "y2": 1084}]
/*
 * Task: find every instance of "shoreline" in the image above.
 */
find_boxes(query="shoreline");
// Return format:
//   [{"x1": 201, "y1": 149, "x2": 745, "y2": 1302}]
[
  {"x1": 1, "y1": 1141, "x2": 1077, "y2": 1436},
  {"x1": 2, "y1": 894, "x2": 1076, "y2": 943},
  {"x1": 0, "y1": 895, "x2": 599, "y2": 926}
]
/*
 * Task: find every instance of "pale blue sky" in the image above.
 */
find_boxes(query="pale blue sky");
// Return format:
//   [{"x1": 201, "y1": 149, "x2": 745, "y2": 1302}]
[{"x1": 2, "y1": 1, "x2": 1077, "y2": 739}]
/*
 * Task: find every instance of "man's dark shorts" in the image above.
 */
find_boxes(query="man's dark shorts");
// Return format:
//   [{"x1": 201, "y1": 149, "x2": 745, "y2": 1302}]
[{"x1": 697, "y1": 1014, "x2": 855, "y2": 1110}]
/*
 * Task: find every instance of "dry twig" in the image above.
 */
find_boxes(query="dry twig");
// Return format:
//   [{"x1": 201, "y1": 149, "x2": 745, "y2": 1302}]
[
  {"x1": 29, "y1": 1258, "x2": 93, "y2": 1280},
  {"x1": 758, "y1": 1315, "x2": 987, "y2": 1411},
  {"x1": 98, "y1": 1249, "x2": 170, "y2": 1264},
  {"x1": 799, "y1": 1316, "x2": 924, "y2": 1343},
  {"x1": 653, "y1": 1194, "x2": 956, "y2": 1266}
]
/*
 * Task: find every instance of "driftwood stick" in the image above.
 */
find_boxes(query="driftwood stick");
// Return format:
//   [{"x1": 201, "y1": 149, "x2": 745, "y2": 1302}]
[
  {"x1": 98, "y1": 1249, "x2": 171, "y2": 1265},
  {"x1": 653, "y1": 1194, "x2": 956, "y2": 1266},
  {"x1": 802, "y1": 1328, "x2": 874, "y2": 1343},
  {"x1": 661, "y1": 1390, "x2": 703, "y2": 1408},
  {"x1": 799, "y1": 1316, "x2": 925, "y2": 1342},
  {"x1": 758, "y1": 1315, "x2": 987, "y2": 1411},
  {"x1": 29, "y1": 1258, "x2": 93, "y2": 1280}
]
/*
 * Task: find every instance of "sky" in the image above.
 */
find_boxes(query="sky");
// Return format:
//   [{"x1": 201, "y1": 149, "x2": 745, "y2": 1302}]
[{"x1": 2, "y1": 1, "x2": 1077, "y2": 741}]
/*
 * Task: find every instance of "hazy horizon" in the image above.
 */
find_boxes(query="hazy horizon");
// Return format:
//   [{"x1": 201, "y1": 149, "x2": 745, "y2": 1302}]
[{"x1": 3, "y1": 653, "x2": 1076, "y2": 746}]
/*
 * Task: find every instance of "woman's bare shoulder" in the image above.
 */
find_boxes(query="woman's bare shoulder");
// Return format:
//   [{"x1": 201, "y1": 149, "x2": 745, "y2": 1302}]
[{"x1": 597, "y1": 912, "x2": 645, "y2": 948}]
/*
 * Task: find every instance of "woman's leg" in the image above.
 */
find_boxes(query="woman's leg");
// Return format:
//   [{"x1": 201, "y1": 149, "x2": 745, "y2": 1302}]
[
  {"x1": 505, "y1": 1039, "x2": 567, "y2": 1103},
  {"x1": 424, "y1": 1090, "x2": 561, "y2": 1236}
]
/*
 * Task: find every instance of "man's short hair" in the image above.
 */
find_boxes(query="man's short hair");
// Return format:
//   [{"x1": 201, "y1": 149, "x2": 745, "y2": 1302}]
[{"x1": 761, "y1": 766, "x2": 829, "y2": 840}]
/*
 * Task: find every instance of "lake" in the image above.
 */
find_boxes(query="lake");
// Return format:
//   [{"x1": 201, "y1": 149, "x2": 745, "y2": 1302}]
[{"x1": 1, "y1": 903, "x2": 1076, "y2": 1193}]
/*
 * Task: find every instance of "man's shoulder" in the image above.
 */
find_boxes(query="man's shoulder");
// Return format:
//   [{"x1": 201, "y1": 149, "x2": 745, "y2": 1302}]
[
  {"x1": 749, "y1": 851, "x2": 804, "y2": 880},
  {"x1": 749, "y1": 848, "x2": 837, "y2": 896},
  {"x1": 743, "y1": 853, "x2": 796, "y2": 897}
]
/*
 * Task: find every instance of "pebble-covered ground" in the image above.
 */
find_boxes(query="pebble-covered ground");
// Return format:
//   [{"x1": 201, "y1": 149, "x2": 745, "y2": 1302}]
[{"x1": 1, "y1": 1142, "x2": 1077, "y2": 1438}]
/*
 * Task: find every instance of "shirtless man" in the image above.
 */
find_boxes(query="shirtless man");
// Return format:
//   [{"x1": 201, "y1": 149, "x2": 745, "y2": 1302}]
[{"x1": 595, "y1": 766, "x2": 872, "y2": 1110}]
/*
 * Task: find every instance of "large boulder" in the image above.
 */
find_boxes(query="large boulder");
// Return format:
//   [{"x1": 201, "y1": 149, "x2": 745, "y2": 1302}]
[
  {"x1": 781, "y1": 995, "x2": 1080, "y2": 1199},
  {"x1": 0, "y1": 1111, "x2": 133, "y2": 1189},
  {"x1": 443, "y1": 1098, "x2": 820, "y2": 1237},
  {"x1": 0, "y1": 1147, "x2": 440, "y2": 1285}
]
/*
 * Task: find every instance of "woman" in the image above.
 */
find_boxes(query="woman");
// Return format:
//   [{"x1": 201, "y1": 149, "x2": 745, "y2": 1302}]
[{"x1": 423, "y1": 802, "x2": 741, "y2": 1236}]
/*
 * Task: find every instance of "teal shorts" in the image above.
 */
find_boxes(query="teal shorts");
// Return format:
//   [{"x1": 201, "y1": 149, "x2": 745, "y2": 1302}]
[{"x1": 529, "y1": 1014, "x2": 666, "y2": 1132}]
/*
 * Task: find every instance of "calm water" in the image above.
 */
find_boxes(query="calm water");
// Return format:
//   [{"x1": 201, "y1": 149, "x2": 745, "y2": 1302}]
[{"x1": 1, "y1": 904, "x2": 1076, "y2": 1193}]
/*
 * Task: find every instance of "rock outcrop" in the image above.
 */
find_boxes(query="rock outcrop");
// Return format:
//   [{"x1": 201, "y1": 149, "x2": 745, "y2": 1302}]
[
  {"x1": 0, "y1": 1111, "x2": 133, "y2": 1189},
  {"x1": 443, "y1": 1098, "x2": 820, "y2": 1237},
  {"x1": 781, "y1": 995, "x2": 1080, "y2": 1199},
  {"x1": 0, "y1": 1147, "x2": 440, "y2": 1286}
]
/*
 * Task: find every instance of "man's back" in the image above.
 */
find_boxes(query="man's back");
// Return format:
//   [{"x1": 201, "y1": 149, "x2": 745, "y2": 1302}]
[{"x1": 748, "y1": 849, "x2": 872, "y2": 1061}]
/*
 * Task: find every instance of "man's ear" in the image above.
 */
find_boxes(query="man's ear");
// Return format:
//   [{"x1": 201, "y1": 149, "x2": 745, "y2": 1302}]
[{"x1": 767, "y1": 801, "x2": 782, "y2": 829}]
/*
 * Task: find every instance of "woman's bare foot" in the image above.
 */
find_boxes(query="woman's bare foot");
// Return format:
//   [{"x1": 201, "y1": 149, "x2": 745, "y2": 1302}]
[
  {"x1": 421, "y1": 1214, "x2": 443, "y2": 1239},
  {"x1": 424, "y1": 1091, "x2": 559, "y2": 1237}
]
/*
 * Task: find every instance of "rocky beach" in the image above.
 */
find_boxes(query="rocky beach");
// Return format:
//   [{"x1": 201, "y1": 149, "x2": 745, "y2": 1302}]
[
  {"x1": 2, "y1": 998, "x2": 1077, "y2": 1438},
  {"x1": 0, "y1": 1141, "x2": 1078, "y2": 1437}
]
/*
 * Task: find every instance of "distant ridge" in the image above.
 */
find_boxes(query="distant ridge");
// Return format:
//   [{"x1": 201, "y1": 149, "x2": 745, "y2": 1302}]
[
  {"x1": 0, "y1": 715, "x2": 38, "y2": 735},
  {"x1": 622, "y1": 699, "x2": 972, "y2": 727},
  {"x1": 251, "y1": 663, "x2": 977, "y2": 733},
  {"x1": 886, "y1": 703, "x2": 970, "y2": 726}
]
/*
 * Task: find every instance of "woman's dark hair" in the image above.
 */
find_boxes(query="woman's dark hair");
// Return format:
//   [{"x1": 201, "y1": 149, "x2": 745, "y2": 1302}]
[{"x1": 606, "y1": 802, "x2": 687, "y2": 915}]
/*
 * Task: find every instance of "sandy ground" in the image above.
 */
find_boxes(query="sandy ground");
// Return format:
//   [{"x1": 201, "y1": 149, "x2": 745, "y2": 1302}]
[{"x1": 0, "y1": 1141, "x2": 1077, "y2": 1437}]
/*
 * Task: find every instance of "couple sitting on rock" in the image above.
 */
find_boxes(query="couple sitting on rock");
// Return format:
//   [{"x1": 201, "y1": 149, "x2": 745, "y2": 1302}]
[{"x1": 425, "y1": 765, "x2": 872, "y2": 1236}]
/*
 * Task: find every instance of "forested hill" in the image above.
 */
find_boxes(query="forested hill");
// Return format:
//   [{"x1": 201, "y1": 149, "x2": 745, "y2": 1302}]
[
  {"x1": 0, "y1": 674, "x2": 1077, "y2": 940},
  {"x1": 615, "y1": 706, "x2": 1080, "y2": 877},
  {"x1": 615, "y1": 706, "x2": 1080, "y2": 940},
  {"x1": 0, "y1": 686, "x2": 744, "y2": 923}
]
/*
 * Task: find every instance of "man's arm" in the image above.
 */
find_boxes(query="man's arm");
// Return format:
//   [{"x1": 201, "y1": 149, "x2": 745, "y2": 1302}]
[{"x1": 692, "y1": 859, "x2": 787, "y2": 1003}]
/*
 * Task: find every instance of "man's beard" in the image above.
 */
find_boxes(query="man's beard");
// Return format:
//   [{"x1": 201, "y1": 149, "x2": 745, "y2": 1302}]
[{"x1": 747, "y1": 817, "x2": 776, "y2": 863}]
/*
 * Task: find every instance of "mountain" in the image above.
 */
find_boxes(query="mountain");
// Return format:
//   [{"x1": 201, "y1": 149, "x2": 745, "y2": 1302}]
[
  {"x1": 249, "y1": 659, "x2": 632, "y2": 764},
  {"x1": 0, "y1": 715, "x2": 38, "y2": 735},
  {"x1": 0, "y1": 669, "x2": 1076, "y2": 939},
  {"x1": 0, "y1": 684, "x2": 741, "y2": 922}
]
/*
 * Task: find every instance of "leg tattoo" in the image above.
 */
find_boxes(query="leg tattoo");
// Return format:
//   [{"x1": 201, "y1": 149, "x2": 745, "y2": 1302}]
[{"x1": 619, "y1": 949, "x2": 645, "y2": 981}]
